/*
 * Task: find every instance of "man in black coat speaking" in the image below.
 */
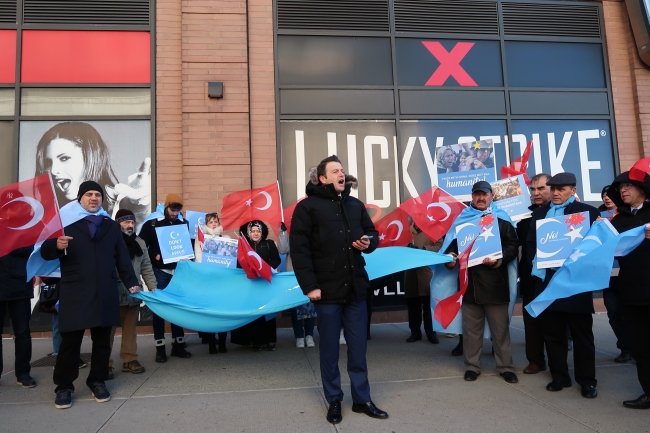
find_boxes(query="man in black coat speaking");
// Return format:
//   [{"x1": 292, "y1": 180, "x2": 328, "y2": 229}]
[
  {"x1": 41, "y1": 181, "x2": 139, "y2": 409},
  {"x1": 290, "y1": 155, "x2": 388, "y2": 424}
]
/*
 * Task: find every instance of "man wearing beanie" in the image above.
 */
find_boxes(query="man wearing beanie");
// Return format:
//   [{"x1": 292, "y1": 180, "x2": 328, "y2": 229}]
[
  {"x1": 107, "y1": 209, "x2": 158, "y2": 379},
  {"x1": 41, "y1": 181, "x2": 140, "y2": 409},
  {"x1": 139, "y1": 193, "x2": 192, "y2": 362}
]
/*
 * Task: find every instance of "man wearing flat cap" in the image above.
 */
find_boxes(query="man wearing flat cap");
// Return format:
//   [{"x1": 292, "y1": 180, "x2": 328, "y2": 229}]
[
  {"x1": 525, "y1": 172, "x2": 600, "y2": 399},
  {"x1": 41, "y1": 181, "x2": 140, "y2": 409}
]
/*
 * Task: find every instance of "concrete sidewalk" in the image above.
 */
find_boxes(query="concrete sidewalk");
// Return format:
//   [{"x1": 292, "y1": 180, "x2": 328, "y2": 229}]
[{"x1": 0, "y1": 314, "x2": 647, "y2": 433}]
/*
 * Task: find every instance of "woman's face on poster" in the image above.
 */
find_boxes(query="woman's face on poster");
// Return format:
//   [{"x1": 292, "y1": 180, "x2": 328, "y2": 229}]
[
  {"x1": 477, "y1": 149, "x2": 490, "y2": 163},
  {"x1": 45, "y1": 138, "x2": 85, "y2": 201},
  {"x1": 443, "y1": 149, "x2": 456, "y2": 167}
]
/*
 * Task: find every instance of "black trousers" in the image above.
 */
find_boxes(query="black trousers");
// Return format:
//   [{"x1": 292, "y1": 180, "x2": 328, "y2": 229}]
[
  {"x1": 53, "y1": 326, "x2": 112, "y2": 392},
  {"x1": 541, "y1": 310, "x2": 596, "y2": 387},
  {"x1": 624, "y1": 305, "x2": 650, "y2": 395},
  {"x1": 0, "y1": 299, "x2": 32, "y2": 378},
  {"x1": 406, "y1": 296, "x2": 434, "y2": 338},
  {"x1": 521, "y1": 283, "x2": 546, "y2": 368},
  {"x1": 603, "y1": 277, "x2": 630, "y2": 352}
]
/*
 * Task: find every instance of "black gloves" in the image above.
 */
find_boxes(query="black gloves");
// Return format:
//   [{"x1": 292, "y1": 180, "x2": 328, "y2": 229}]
[{"x1": 280, "y1": 222, "x2": 288, "y2": 232}]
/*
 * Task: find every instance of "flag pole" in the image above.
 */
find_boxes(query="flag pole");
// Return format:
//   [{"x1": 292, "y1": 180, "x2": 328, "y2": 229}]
[
  {"x1": 277, "y1": 180, "x2": 285, "y2": 222},
  {"x1": 46, "y1": 174, "x2": 67, "y2": 255}
]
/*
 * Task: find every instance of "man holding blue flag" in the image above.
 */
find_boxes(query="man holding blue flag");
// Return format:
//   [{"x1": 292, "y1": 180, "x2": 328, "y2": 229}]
[
  {"x1": 525, "y1": 172, "x2": 600, "y2": 399},
  {"x1": 608, "y1": 171, "x2": 650, "y2": 409}
]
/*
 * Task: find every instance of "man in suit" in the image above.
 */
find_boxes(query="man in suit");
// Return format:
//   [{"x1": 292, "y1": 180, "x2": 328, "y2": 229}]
[
  {"x1": 525, "y1": 172, "x2": 600, "y2": 399},
  {"x1": 41, "y1": 181, "x2": 140, "y2": 409}
]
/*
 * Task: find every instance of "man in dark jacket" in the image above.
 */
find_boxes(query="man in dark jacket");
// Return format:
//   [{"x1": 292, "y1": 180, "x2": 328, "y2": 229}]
[
  {"x1": 445, "y1": 181, "x2": 519, "y2": 384},
  {"x1": 525, "y1": 172, "x2": 600, "y2": 399},
  {"x1": 0, "y1": 245, "x2": 36, "y2": 388},
  {"x1": 517, "y1": 173, "x2": 551, "y2": 375},
  {"x1": 607, "y1": 171, "x2": 650, "y2": 409},
  {"x1": 139, "y1": 194, "x2": 192, "y2": 362},
  {"x1": 41, "y1": 181, "x2": 139, "y2": 409},
  {"x1": 290, "y1": 155, "x2": 387, "y2": 424}
]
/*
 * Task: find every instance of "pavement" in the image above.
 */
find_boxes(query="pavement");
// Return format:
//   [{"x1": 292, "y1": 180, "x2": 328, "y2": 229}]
[{"x1": 0, "y1": 313, "x2": 647, "y2": 433}]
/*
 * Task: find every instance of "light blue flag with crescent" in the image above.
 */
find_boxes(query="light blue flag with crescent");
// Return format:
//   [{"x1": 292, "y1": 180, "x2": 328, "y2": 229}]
[
  {"x1": 131, "y1": 247, "x2": 453, "y2": 333},
  {"x1": 526, "y1": 220, "x2": 646, "y2": 318},
  {"x1": 26, "y1": 201, "x2": 110, "y2": 280},
  {"x1": 137, "y1": 203, "x2": 184, "y2": 235},
  {"x1": 430, "y1": 205, "x2": 518, "y2": 336}
]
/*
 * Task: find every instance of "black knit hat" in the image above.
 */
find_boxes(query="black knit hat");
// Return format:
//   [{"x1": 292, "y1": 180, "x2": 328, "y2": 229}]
[
  {"x1": 77, "y1": 180, "x2": 104, "y2": 202},
  {"x1": 115, "y1": 208, "x2": 136, "y2": 223}
]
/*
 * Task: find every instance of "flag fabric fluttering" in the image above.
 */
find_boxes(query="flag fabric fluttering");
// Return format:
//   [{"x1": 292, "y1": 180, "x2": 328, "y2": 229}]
[
  {"x1": 282, "y1": 197, "x2": 305, "y2": 234},
  {"x1": 501, "y1": 140, "x2": 533, "y2": 185},
  {"x1": 399, "y1": 186, "x2": 466, "y2": 242},
  {"x1": 433, "y1": 238, "x2": 476, "y2": 328},
  {"x1": 0, "y1": 174, "x2": 64, "y2": 258},
  {"x1": 374, "y1": 207, "x2": 412, "y2": 248},
  {"x1": 197, "y1": 224, "x2": 205, "y2": 252},
  {"x1": 221, "y1": 182, "x2": 283, "y2": 235},
  {"x1": 629, "y1": 157, "x2": 650, "y2": 182},
  {"x1": 237, "y1": 234, "x2": 274, "y2": 283}
]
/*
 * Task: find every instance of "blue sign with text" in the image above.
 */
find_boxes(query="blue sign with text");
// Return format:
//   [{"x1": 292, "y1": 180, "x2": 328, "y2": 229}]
[
  {"x1": 536, "y1": 211, "x2": 591, "y2": 269},
  {"x1": 185, "y1": 210, "x2": 206, "y2": 239},
  {"x1": 156, "y1": 224, "x2": 195, "y2": 264},
  {"x1": 455, "y1": 215, "x2": 503, "y2": 267}
]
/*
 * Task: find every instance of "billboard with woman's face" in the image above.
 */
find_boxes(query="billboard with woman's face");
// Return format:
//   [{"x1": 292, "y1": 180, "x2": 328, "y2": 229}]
[{"x1": 18, "y1": 120, "x2": 152, "y2": 232}]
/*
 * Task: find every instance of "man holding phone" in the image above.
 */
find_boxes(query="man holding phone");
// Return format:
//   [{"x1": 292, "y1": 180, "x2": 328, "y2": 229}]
[{"x1": 290, "y1": 155, "x2": 386, "y2": 424}]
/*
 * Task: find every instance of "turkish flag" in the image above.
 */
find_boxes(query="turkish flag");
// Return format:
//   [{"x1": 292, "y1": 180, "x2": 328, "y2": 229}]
[
  {"x1": 433, "y1": 238, "x2": 476, "y2": 329},
  {"x1": 399, "y1": 186, "x2": 465, "y2": 242},
  {"x1": 374, "y1": 208, "x2": 411, "y2": 248},
  {"x1": 0, "y1": 174, "x2": 63, "y2": 258},
  {"x1": 501, "y1": 140, "x2": 533, "y2": 185},
  {"x1": 197, "y1": 224, "x2": 205, "y2": 251},
  {"x1": 221, "y1": 182, "x2": 283, "y2": 235},
  {"x1": 237, "y1": 234, "x2": 274, "y2": 283},
  {"x1": 629, "y1": 157, "x2": 650, "y2": 182}
]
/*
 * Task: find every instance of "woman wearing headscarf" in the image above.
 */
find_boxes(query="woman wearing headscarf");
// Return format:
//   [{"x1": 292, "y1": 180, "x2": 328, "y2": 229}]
[
  {"x1": 230, "y1": 220, "x2": 282, "y2": 351},
  {"x1": 436, "y1": 145, "x2": 459, "y2": 174}
]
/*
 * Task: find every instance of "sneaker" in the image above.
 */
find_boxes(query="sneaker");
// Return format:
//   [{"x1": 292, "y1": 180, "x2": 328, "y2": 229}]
[
  {"x1": 54, "y1": 389, "x2": 72, "y2": 409},
  {"x1": 16, "y1": 375, "x2": 36, "y2": 388},
  {"x1": 78, "y1": 358, "x2": 87, "y2": 369},
  {"x1": 122, "y1": 360, "x2": 145, "y2": 374},
  {"x1": 266, "y1": 342, "x2": 276, "y2": 351},
  {"x1": 305, "y1": 335, "x2": 315, "y2": 348},
  {"x1": 296, "y1": 338, "x2": 305, "y2": 348},
  {"x1": 339, "y1": 329, "x2": 346, "y2": 345},
  {"x1": 91, "y1": 383, "x2": 111, "y2": 403},
  {"x1": 106, "y1": 366, "x2": 114, "y2": 380}
]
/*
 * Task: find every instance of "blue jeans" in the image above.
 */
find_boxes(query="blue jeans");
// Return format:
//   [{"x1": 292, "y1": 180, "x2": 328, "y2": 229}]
[
  {"x1": 0, "y1": 299, "x2": 32, "y2": 378},
  {"x1": 52, "y1": 314, "x2": 62, "y2": 354},
  {"x1": 152, "y1": 269, "x2": 185, "y2": 342},
  {"x1": 290, "y1": 308, "x2": 314, "y2": 339}
]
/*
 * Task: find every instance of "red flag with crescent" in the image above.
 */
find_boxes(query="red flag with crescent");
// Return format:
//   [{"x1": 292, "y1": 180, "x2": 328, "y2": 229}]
[
  {"x1": 221, "y1": 182, "x2": 283, "y2": 235},
  {"x1": 237, "y1": 234, "x2": 274, "y2": 282},
  {"x1": 0, "y1": 174, "x2": 64, "y2": 258},
  {"x1": 433, "y1": 237, "x2": 476, "y2": 329},
  {"x1": 500, "y1": 140, "x2": 533, "y2": 185},
  {"x1": 374, "y1": 207, "x2": 411, "y2": 248},
  {"x1": 399, "y1": 186, "x2": 466, "y2": 242}
]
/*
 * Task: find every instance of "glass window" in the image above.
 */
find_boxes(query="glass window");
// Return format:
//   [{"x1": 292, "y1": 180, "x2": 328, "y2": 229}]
[
  {"x1": 505, "y1": 42, "x2": 606, "y2": 88},
  {"x1": 21, "y1": 88, "x2": 151, "y2": 116},
  {"x1": 0, "y1": 89, "x2": 14, "y2": 116},
  {"x1": 0, "y1": 121, "x2": 13, "y2": 186}
]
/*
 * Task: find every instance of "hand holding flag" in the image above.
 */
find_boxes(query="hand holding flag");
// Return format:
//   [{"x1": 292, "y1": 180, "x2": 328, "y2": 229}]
[{"x1": 237, "y1": 234, "x2": 274, "y2": 283}]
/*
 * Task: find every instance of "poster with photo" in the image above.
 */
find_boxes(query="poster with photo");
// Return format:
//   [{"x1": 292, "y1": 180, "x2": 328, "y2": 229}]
[
  {"x1": 435, "y1": 139, "x2": 497, "y2": 201},
  {"x1": 491, "y1": 175, "x2": 532, "y2": 221},
  {"x1": 202, "y1": 238, "x2": 238, "y2": 268},
  {"x1": 18, "y1": 120, "x2": 152, "y2": 232}
]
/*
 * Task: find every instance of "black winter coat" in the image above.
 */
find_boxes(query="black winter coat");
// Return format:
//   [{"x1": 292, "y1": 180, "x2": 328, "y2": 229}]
[
  {"x1": 446, "y1": 217, "x2": 518, "y2": 304},
  {"x1": 526, "y1": 201, "x2": 599, "y2": 313},
  {"x1": 516, "y1": 204, "x2": 539, "y2": 302},
  {"x1": 139, "y1": 217, "x2": 190, "y2": 270},
  {"x1": 0, "y1": 246, "x2": 34, "y2": 302},
  {"x1": 290, "y1": 181, "x2": 378, "y2": 303},
  {"x1": 41, "y1": 218, "x2": 139, "y2": 333}
]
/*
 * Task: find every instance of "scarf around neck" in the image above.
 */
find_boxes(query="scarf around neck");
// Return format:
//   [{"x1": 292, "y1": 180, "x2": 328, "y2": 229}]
[{"x1": 122, "y1": 232, "x2": 144, "y2": 259}]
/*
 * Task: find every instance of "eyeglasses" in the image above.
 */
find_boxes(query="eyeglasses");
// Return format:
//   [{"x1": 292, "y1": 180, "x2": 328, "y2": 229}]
[{"x1": 619, "y1": 183, "x2": 635, "y2": 190}]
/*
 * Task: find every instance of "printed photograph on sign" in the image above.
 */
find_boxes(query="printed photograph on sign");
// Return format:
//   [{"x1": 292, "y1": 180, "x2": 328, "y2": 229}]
[
  {"x1": 455, "y1": 214, "x2": 503, "y2": 267},
  {"x1": 202, "y1": 238, "x2": 238, "y2": 268},
  {"x1": 18, "y1": 120, "x2": 152, "y2": 232},
  {"x1": 491, "y1": 175, "x2": 532, "y2": 221},
  {"x1": 436, "y1": 139, "x2": 497, "y2": 201},
  {"x1": 536, "y1": 211, "x2": 590, "y2": 269}
]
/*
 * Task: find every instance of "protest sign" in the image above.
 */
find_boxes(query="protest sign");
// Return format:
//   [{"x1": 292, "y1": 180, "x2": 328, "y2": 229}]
[
  {"x1": 492, "y1": 175, "x2": 531, "y2": 221},
  {"x1": 536, "y1": 211, "x2": 590, "y2": 269},
  {"x1": 435, "y1": 139, "x2": 497, "y2": 201},
  {"x1": 455, "y1": 214, "x2": 503, "y2": 267},
  {"x1": 185, "y1": 210, "x2": 206, "y2": 239},
  {"x1": 156, "y1": 224, "x2": 195, "y2": 264},
  {"x1": 202, "y1": 237, "x2": 238, "y2": 268}
]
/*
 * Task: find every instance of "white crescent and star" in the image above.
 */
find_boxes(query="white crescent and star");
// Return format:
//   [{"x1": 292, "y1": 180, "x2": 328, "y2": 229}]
[
  {"x1": 568, "y1": 249, "x2": 586, "y2": 262},
  {"x1": 564, "y1": 225, "x2": 584, "y2": 243},
  {"x1": 478, "y1": 226, "x2": 494, "y2": 241},
  {"x1": 247, "y1": 251, "x2": 263, "y2": 270},
  {"x1": 170, "y1": 231, "x2": 180, "y2": 240},
  {"x1": 583, "y1": 235, "x2": 602, "y2": 245},
  {"x1": 537, "y1": 218, "x2": 563, "y2": 228},
  {"x1": 386, "y1": 220, "x2": 404, "y2": 241},
  {"x1": 537, "y1": 247, "x2": 563, "y2": 258},
  {"x1": 3, "y1": 197, "x2": 45, "y2": 231},
  {"x1": 426, "y1": 202, "x2": 451, "y2": 222},
  {"x1": 254, "y1": 191, "x2": 273, "y2": 211}
]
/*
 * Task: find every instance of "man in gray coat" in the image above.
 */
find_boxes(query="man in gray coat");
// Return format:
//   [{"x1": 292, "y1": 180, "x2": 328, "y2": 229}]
[{"x1": 108, "y1": 209, "x2": 157, "y2": 379}]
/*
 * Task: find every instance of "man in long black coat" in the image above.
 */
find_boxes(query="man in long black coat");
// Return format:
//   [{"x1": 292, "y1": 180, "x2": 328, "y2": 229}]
[
  {"x1": 41, "y1": 181, "x2": 139, "y2": 409},
  {"x1": 525, "y1": 172, "x2": 600, "y2": 399},
  {"x1": 290, "y1": 155, "x2": 387, "y2": 424}
]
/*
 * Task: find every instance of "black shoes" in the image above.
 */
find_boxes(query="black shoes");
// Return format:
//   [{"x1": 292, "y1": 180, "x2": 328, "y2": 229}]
[
  {"x1": 464, "y1": 370, "x2": 480, "y2": 381},
  {"x1": 615, "y1": 351, "x2": 632, "y2": 363},
  {"x1": 54, "y1": 389, "x2": 72, "y2": 409},
  {"x1": 209, "y1": 342, "x2": 218, "y2": 354},
  {"x1": 91, "y1": 383, "x2": 111, "y2": 403},
  {"x1": 78, "y1": 358, "x2": 87, "y2": 369},
  {"x1": 623, "y1": 394, "x2": 650, "y2": 409},
  {"x1": 351, "y1": 401, "x2": 389, "y2": 419},
  {"x1": 106, "y1": 366, "x2": 115, "y2": 380},
  {"x1": 16, "y1": 374, "x2": 36, "y2": 388},
  {"x1": 218, "y1": 340, "x2": 227, "y2": 353},
  {"x1": 155, "y1": 345, "x2": 167, "y2": 363},
  {"x1": 266, "y1": 342, "x2": 276, "y2": 351},
  {"x1": 581, "y1": 385, "x2": 598, "y2": 399},
  {"x1": 170, "y1": 342, "x2": 192, "y2": 358},
  {"x1": 406, "y1": 334, "x2": 422, "y2": 343},
  {"x1": 451, "y1": 342, "x2": 464, "y2": 356},
  {"x1": 500, "y1": 372, "x2": 519, "y2": 384},
  {"x1": 427, "y1": 333, "x2": 440, "y2": 344},
  {"x1": 327, "y1": 400, "x2": 342, "y2": 424},
  {"x1": 546, "y1": 380, "x2": 572, "y2": 392}
]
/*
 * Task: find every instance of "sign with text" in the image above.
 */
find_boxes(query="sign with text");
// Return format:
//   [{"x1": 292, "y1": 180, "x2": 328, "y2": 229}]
[
  {"x1": 536, "y1": 211, "x2": 590, "y2": 269},
  {"x1": 455, "y1": 214, "x2": 503, "y2": 267},
  {"x1": 435, "y1": 139, "x2": 497, "y2": 201},
  {"x1": 492, "y1": 175, "x2": 531, "y2": 221},
  {"x1": 202, "y1": 238, "x2": 238, "y2": 268},
  {"x1": 156, "y1": 224, "x2": 194, "y2": 264},
  {"x1": 185, "y1": 210, "x2": 207, "y2": 239}
]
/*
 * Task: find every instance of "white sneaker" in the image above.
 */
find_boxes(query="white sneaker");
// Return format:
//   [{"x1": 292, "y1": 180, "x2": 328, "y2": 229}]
[
  {"x1": 339, "y1": 330, "x2": 346, "y2": 345},
  {"x1": 305, "y1": 335, "x2": 315, "y2": 348},
  {"x1": 296, "y1": 338, "x2": 305, "y2": 348}
]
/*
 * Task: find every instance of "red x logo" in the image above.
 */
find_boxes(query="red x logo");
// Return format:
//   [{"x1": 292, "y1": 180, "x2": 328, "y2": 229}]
[{"x1": 422, "y1": 41, "x2": 478, "y2": 87}]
